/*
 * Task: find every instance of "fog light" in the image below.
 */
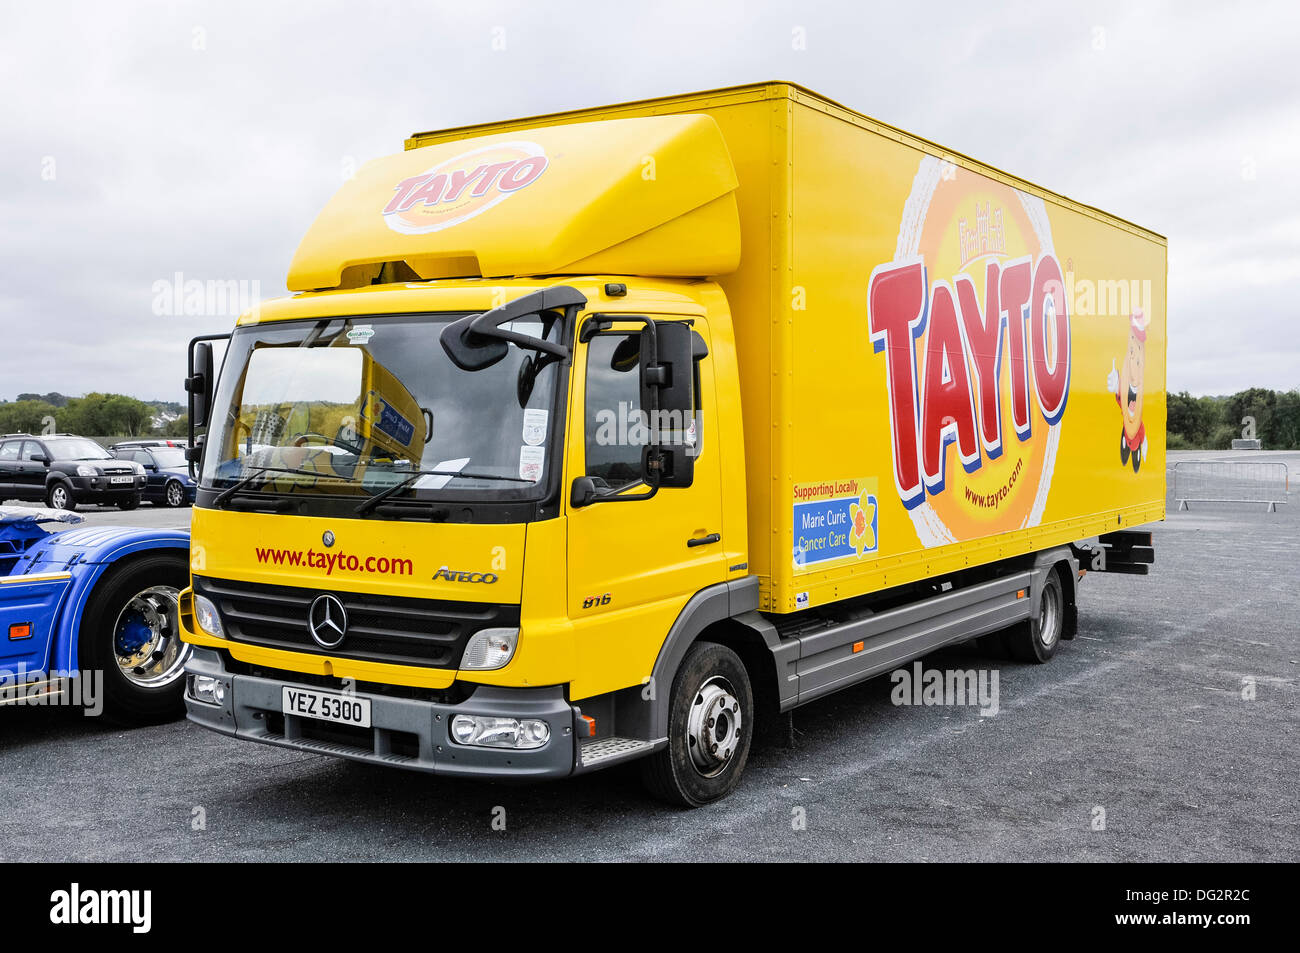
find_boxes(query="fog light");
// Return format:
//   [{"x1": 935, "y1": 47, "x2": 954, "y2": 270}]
[
  {"x1": 450, "y1": 715, "x2": 550, "y2": 749},
  {"x1": 459, "y1": 627, "x2": 518, "y2": 671},
  {"x1": 194, "y1": 594, "x2": 224, "y2": 639},
  {"x1": 188, "y1": 674, "x2": 226, "y2": 706}
]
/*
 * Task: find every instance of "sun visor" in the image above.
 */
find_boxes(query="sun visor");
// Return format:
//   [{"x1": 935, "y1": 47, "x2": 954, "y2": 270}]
[{"x1": 287, "y1": 114, "x2": 741, "y2": 290}]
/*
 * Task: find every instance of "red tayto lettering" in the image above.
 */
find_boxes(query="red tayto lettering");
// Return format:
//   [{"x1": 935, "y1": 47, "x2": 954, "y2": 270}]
[
  {"x1": 868, "y1": 252, "x2": 1070, "y2": 510},
  {"x1": 383, "y1": 155, "x2": 548, "y2": 215},
  {"x1": 253, "y1": 547, "x2": 414, "y2": 577}
]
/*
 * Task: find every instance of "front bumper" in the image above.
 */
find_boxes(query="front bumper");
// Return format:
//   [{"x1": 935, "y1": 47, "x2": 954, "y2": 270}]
[
  {"x1": 184, "y1": 648, "x2": 577, "y2": 779},
  {"x1": 70, "y1": 474, "x2": 146, "y2": 501}
]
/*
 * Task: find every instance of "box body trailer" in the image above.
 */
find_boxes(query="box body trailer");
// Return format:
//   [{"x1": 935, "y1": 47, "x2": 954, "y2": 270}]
[{"x1": 180, "y1": 83, "x2": 1166, "y2": 804}]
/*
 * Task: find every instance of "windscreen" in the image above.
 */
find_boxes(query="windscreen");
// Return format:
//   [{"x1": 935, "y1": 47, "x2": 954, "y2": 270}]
[{"x1": 200, "y1": 312, "x2": 564, "y2": 506}]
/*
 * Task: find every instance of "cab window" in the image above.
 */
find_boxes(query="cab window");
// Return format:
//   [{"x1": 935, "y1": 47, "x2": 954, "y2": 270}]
[
  {"x1": 584, "y1": 333, "x2": 644, "y2": 486},
  {"x1": 583, "y1": 328, "x2": 704, "y2": 487}
]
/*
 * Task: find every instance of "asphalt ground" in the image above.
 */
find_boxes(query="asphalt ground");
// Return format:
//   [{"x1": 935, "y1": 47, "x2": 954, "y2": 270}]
[{"x1": 1, "y1": 452, "x2": 1295, "y2": 861}]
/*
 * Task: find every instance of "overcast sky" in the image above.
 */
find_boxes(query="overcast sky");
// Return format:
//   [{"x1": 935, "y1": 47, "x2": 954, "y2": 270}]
[{"x1": 2, "y1": 0, "x2": 1297, "y2": 402}]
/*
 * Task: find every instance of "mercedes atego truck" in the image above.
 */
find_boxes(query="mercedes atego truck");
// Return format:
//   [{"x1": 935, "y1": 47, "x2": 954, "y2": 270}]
[{"x1": 179, "y1": 83, "x2": 1166, "y2": 805}]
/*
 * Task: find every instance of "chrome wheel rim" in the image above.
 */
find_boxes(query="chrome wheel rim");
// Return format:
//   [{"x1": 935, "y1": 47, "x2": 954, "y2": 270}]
[
  {"x1": 1039, "y1": 581, "x2": 1062, "y2": 648},
  {"x1": 112, "y1": 585, "x2": 190, "y2": 687},
  {"x1": 686, "y1": 675, "x2": 742, "y2": 778},
  {"x1": 51, "y1": 486, "x2": 68, "y2": 508},
  {"x1": 166, "y1": 482, "x2": 183, "y2": 506}
]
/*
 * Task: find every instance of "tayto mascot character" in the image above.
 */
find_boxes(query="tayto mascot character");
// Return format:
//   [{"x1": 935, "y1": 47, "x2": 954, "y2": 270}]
[{"x1": 1107, "y1": 310, "x2": 1149, "y2": 473}]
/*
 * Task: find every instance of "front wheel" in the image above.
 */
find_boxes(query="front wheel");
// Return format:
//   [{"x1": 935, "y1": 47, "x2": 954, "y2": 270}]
[
  {"x1": 117, "y1": 494, "x2": 141, "y2": 510},
  {"x1": 78, "y1": 553, "x2": 192, "y2": 724},
  {"x1": 46, "y1": 482, "x2": 76, "y2": 511},
  {"x1": 642, "y1": 641, "x2": 754, "y2": 807}
]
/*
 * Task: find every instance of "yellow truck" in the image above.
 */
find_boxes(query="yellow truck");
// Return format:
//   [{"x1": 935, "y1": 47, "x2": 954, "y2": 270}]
[{"x1": 180, "y1": 82, "x2": 1166, "y2": 805}]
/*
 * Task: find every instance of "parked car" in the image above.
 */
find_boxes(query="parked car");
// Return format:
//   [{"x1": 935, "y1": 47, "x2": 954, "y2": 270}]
[
  {"x1": 110, "y1": 445, "x2": 196, "y2": 507},
  {"x1": 0, "y1": 433, "x2": 145, "y2": 510},
  {"x1": 0, "y1": 505, "x2": 190, "y2": 722},
  {"x1": 110, "y1": 439, "x2": 189, "y2": 451}
]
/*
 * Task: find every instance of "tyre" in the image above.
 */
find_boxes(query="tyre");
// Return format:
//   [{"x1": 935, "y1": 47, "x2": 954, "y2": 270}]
[
  {"x1": 46, "y1": 481, "x2": 76, "y2": 511},
  {"x1": 163, "y1": 480, "x2": 186, "y2": 507},
  {"x1": 1003, "y1": 566, "x2": 1065, "y2": 663},
  {"x1": 642, "y1": 641, "x2": 754, "y2": 807},
  {"x1": 78, "y1": 553, "x2": 192, "y2": 725},
  {"x1": 117, "y1": 494, "x2": 141, "y2": 510}
]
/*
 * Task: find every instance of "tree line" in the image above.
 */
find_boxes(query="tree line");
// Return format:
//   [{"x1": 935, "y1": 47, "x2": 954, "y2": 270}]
[
  {"x1": 1168, "y1": 388, "x2": 1300, "y2": 450},
  {"x1": 0, "y1": 393, "x2": 188, "y2": 439}
]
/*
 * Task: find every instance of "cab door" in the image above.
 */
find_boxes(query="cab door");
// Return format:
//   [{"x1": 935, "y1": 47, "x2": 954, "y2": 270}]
[{"x1": 565, "y1": 314, "x2": 727, "y2": 701}]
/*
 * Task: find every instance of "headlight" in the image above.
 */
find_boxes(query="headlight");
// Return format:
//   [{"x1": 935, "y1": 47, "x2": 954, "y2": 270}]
[
  {"x1": 450, "y1": 715, "x2": 550, "y2": 749},
  {"x1": 459, "y1": 627, "x2": 518, "y2": 670},
  {"x1": 187, "y1": 674, "x2": 226, "y2": 706},
  {"x1": 194, "y1": 594, "x2": 225, "y2": 639},
  {"x1": 76, "y1": 465, "x2": 96, "y2": 477}
]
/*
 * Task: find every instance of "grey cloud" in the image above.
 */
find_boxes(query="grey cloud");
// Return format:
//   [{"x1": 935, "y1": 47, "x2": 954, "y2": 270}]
[{"x1": 1, "y1": 0, "x2": 1296, "y2": 400}]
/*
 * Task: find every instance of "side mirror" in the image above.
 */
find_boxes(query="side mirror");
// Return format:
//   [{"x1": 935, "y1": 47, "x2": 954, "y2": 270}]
[
  {"x1": 639, "y1": 321, "x2": 695, "y2": 489},
  {"x1": 145, "y1": 463, "x2": 159, "y2": 472},
  {"x1": 186, "y1": 333, "x2": 230, "y2": 480},
  {"x1": 32, "y1": 454, "x2": 50, "y2": 466},
  {"x1": 186, "y1": 341, "x2": 215, "y2": 429},
  {"x1": 570, "y1": 476, "x2": 599, "y2": 508}
]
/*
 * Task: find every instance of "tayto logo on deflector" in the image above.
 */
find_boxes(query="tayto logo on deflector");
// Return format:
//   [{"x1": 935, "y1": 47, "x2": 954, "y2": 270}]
[{"x1": 382, "y1": 140, "x2": 549, "y2": 235}]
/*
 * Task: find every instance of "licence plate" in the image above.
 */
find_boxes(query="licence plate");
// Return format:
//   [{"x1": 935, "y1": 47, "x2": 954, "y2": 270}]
[
  {"x1": 281, "y1": 686, "x2": 371, "y2": 727},
  {"x1": 111, "y1": 476, "x2": 133, "y2": 484}
]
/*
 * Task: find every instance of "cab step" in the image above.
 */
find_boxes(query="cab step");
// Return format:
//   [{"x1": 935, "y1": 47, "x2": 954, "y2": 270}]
[{"x1": 580, "y1": 736, "x2": 655, "y2": 769}]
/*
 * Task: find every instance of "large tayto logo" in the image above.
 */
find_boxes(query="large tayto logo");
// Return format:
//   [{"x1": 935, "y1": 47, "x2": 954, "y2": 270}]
[
  {"x1": 308, "y1": 593, "x2": 348, "y2": 649},
  {"x1": 382, "y1": 140, "x2": 549, "y2": 235},
  {"x1": 868, "y1": 157, "x2": 1071, "y2": 547}
]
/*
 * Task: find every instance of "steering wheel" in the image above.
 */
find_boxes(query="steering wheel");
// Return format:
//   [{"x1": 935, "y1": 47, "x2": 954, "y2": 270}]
[{"x1": 289, "y1": 432, "x2": 338, "y2": 449}]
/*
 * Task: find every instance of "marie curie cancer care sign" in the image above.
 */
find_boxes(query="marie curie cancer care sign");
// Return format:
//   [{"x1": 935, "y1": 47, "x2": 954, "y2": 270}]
[{"x1": 793, "y1": 478, "x2": 879, "y2": 572}]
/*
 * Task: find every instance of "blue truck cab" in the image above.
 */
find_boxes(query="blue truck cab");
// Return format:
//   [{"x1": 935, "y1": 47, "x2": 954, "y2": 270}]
[{"x1": 0, "y1": 506, "x2": 191, "y2": 722}]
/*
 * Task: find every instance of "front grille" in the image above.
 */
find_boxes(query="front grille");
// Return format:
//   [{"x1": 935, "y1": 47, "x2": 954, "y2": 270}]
[{"x1": 194, "y1": 576, "x2": 518, "y2": 669}]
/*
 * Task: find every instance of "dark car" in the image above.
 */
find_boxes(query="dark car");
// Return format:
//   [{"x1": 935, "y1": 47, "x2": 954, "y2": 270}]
[
  {"x1": 110, "y1": 446, "x2": 196, "y2": 507},
  {"x1": 0, "y1": 434, "x2": 146, "y2": 510}
]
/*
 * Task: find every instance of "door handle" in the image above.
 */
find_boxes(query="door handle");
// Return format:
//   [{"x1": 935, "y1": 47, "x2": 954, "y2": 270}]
[{"x1": 687, "y1": 533, "x2": 720, "y2": 548}]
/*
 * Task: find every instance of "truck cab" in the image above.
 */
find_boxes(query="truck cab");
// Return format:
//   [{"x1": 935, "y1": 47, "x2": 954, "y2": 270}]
[{"x1": 181, "y1": 275, "x2": 752, "y2": 798}]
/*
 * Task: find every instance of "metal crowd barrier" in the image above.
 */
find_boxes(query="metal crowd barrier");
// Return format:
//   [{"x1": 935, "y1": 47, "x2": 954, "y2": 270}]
[{"x1": 1173, "y1": 461, "x2": 1289, "y2": 513}]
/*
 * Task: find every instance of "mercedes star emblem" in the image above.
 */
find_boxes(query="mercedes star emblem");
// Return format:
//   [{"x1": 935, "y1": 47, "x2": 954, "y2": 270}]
[
  {"x1": 322, "y1": 530, "x2": 336, "y2": 548},
  {"x1": 308, "y1": 593, "x2": 348, "y2": 649}
]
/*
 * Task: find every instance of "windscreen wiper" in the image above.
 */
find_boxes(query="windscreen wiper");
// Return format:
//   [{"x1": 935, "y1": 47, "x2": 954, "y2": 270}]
[
  {"x1": 212, "y1": 465, "x2": 355, "y2": 508},
  {"x1": 355, "y1": 468, "x2": 535, "y2": 515}
]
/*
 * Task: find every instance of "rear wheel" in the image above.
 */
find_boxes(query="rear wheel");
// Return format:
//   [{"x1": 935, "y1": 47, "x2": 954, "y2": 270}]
[
  {"x1": 46, "y1": 481, "x2": 75, "y2": 511},
  {"x1": 642, "y1": 641, "x2": 754, "y2": 807},
  {"x1": 1003, "y1": 566, "x2": 1065, "y2": 663},
  {"x1": 79, "y1": 553, "x2": 191, "y2": 724}
]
